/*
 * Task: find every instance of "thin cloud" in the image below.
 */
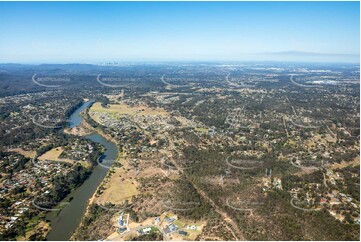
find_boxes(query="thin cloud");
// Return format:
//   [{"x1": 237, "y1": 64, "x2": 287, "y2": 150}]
[{"x1": 261, "y1": 51, "x2": 359, "y2": 57}]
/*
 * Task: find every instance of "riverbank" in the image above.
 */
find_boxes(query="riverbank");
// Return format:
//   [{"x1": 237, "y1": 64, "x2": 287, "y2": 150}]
[
  {"x1": 69, "y1": 104, "x2": 125, "y2": 240},
  {"x1": 45, "y1": 101, "x2": 120, "y2": 241},
  {"x1": 70, "y1": 147, "x2": 124, "y2": 241}
]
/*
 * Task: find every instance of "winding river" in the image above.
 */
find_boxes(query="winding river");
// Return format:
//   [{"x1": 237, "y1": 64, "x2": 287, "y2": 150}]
[{"x1": 46, "y1": 101, "x2": 118, "y2": 241}]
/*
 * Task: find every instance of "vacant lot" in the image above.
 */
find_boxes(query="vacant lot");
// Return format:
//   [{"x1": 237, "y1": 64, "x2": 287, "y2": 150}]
[
  {"x1": 38, "y1": 147, "x2": 73, "y2": 163},
  {"x1": 38, "y1": 147, "x2": 89, "y2": 167},
  {"x1": 328, "y1": 155, "x2": 360, "y2": 170},
  {"x1": 90, "y1": 102, "x2": 169, "y2": 116},
  {"x1": 94, "y1": 160, "x2": 139, "y2": 205},
  {"x1": 8, "y1": 148, "x2": 36, "y2": 158}
]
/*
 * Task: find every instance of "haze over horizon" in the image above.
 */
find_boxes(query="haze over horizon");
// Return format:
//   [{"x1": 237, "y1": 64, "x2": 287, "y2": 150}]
[{"x1": 0, "y1": 1, "x2": 359, "y2": 63}]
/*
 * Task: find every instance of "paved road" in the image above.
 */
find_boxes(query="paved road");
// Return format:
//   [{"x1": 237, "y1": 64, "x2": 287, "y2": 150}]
[
  {"x1": 285, "y1": 96, "x2": 298, "y2": 117},
  {"x1": 289, "y1": 74, "x2": 321, "y2": 88},
  {"x1": 225, "y1": 73, "x2": 242, "y2": 88},
  {"x1": 106, "y1": 225, "x2": 169, "y2": 241},
  {"x1": 161, "y1": 74, "x2": 172, "y2": 86},
  {"x1": 160, "y1": 73, "x2": 189, "y2": 88},
  {"x1": 322, "y1": 120, "x2": 336, "y2": 137},
  {"x1": 225, "y1": 73, "x2": 253, "y2": 88}
]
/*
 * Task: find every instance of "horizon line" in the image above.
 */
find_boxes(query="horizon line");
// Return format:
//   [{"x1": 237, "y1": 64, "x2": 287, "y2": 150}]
[{"x1": 0, "y1": 58, "x2": 360, "y2": 65}]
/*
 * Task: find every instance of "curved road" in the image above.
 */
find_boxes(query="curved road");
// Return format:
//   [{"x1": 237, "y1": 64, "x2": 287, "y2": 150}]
[
  {"x1": 160, "y1": 73, "x2": 189, "y2": 88},
  {"x1": 106, "y1": 225, "x2": 169, "y2": 241}
]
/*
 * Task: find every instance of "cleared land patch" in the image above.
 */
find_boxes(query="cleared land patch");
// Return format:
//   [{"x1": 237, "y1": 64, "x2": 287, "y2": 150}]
[
  {"x1": 328, "y1": 155, "x2": 360, "y2": 170},
  {"x1": 38, "y1": 147, "x2": 73, "y2": 163},
  {"x1": 94, "y1": 161, "x2": 139, "y2": 205},
  {"x1": 38, "y1": 147, "x2": 90, "y2": 167},
  {"x1": 8, "y1": 148, "x2": 36, "y2": 158},
  {"x1": 90, "y1": 102, "x2": 169, "y2": 116}
]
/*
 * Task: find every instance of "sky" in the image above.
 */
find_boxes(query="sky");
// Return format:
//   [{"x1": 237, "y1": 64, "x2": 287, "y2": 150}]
[{"x1": 0, "y1": 1, "x2": 359, "y2": 63}]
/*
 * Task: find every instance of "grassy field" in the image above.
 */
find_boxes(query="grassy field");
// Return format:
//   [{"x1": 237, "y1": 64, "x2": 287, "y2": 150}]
[
  {"x1": 305, "y1": 134, "x2": 336, "y2": 148},
  {"x1": 90, "y1": 102, "x2": 169, "y2": 116},
  {"x1": 328, "y1": 155, "x2": 360, "y2": 170},
  {"x1": 8, "y1": 148, "x2": 36, "y2": 158},
  {"x1": 96, "y1": 179, "x2": 138, "y2": 204},
  {"x1": 94, "y1": 163, "x2": 139, "y2": 205},
  {"x1": 37, "y1": 146, "x2": 90, "y2": 168},
  {"x1": 38, "y1": 147, "x2": 73, "y2": 163},
  {"x1": 195, "y1": 127, "x2": 208, "y2": 133}
]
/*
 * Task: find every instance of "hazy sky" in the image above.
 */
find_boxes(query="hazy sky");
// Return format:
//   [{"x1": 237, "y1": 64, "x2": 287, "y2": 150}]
[{"x1": 0, "y1": 1, "x2": 359, "y2": 63}]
